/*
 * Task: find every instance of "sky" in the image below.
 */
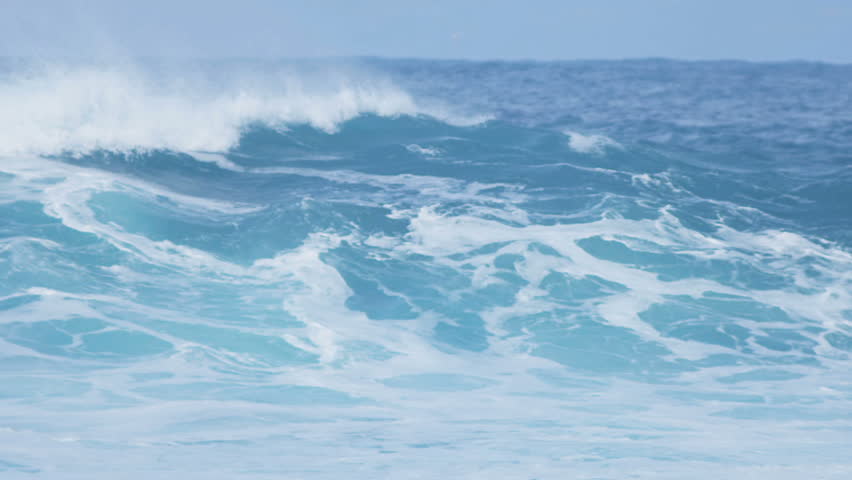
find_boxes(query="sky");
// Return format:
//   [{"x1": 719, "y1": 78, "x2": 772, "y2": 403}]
[{"x1": 2, "y1": 0, "x2": 851, "y2": 63}]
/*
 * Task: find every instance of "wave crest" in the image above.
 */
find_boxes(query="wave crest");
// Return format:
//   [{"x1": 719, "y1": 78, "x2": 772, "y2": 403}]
[{"x1": 0, "y1": 60, "x2": 477, "y2": 156}]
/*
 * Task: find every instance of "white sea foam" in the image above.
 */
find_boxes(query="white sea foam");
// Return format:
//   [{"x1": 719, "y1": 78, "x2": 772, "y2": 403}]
[
  {"x1": 0, "y1": 61, "x2": 481, "y2": 157},
  {"x1": 405, "y1": 144, "x2": 441, "y2": 157},
  {"x1": 565, "y1": 130, "x2": 621, "y2": 154},
  {"x1": 3, "y1": 159, "x2": 851, "y2": 480},
  {"x1": 188, "y1": 151, "x2": 245, "y2": 172},
  {"x1": 394, "y1": 205, "x2": 852, "y2": 361}
]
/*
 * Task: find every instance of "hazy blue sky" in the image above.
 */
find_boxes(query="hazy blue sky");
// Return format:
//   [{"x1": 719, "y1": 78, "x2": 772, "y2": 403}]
[{"x1": 3, "y1": 0, "x2": 851, "y2": 62}]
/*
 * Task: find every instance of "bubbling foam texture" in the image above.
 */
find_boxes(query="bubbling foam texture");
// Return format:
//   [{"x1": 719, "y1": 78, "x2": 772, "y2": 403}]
[
  {"x1": 565, "y1": 130, "x2": 621, "y2": 154},
  {"x1": 0, "y1": 60, "x2": 476, "y2": 156}
]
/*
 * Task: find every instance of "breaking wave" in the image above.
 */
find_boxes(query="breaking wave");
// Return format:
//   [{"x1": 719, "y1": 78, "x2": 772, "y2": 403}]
[{"x1": 1, "y1": 58, "x2": 851, "y2": 479}]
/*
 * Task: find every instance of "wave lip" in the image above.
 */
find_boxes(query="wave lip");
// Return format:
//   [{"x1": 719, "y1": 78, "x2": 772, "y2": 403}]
[{"x1": 0, "y1": 60, "x2": 484, "y2": 157}]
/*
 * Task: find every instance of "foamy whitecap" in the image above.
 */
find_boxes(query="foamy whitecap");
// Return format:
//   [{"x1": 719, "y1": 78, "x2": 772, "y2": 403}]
[
  {"x1": 565, "y1": 130, "x2": 621, "y2": 154},
  {"x1": 0, "y1": 61, "x2": 482, "y2": 157}
]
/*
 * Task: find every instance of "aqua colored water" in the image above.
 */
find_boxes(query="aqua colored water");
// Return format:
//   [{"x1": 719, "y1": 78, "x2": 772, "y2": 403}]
[{"x1": 1, "y1": 58, "x2": 851, "y2": 479}]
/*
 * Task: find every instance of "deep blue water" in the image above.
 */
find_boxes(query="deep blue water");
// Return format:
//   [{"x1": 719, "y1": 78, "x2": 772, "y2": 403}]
[{"x1": 0, "y1": 58, "x2": 851, "y2": 479}]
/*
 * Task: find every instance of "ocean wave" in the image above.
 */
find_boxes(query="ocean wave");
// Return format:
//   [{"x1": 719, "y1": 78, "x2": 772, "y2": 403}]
[
  {"x1": 0, "y1": 60, "x2": 486, "y2": 157},
  {"x1": 2, "y1": 58, "x2": 851, "y2": 479}
]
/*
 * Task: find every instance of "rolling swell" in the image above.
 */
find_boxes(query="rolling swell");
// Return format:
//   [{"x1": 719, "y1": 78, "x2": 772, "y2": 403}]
[{"x1": 1, "y1": 59, "x2": 851, "y2": 479}]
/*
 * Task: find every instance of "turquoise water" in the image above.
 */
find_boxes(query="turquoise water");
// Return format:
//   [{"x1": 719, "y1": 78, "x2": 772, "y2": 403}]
[{"x1": 0, "y1": 58, "x2": 851, "y2": 478}]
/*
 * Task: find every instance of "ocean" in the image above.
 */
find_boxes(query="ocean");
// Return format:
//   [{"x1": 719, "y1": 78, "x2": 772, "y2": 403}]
[{"x1": 0, "y1": 58, "x2": 851, "y2": 479}]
